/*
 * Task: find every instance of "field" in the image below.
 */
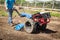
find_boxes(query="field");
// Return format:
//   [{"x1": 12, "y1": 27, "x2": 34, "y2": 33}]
[{"x1": 0, "y1": 6, "x2": 60, "y2": 40}]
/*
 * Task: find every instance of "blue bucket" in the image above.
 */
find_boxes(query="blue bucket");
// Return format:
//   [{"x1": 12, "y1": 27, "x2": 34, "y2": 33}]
[{"x1": 15, "y1": 24, "x2": 24, "y2": 31}]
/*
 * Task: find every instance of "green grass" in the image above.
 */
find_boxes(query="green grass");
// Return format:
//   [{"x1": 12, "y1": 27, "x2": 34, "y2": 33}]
[
  {"x1": 19, "y1": 9, "x2": 40, "y2": 14},
  {"x1": 25, "y1": 9, "x2": 60, "y2": 18},
  {"x1": 50, "y1": 12, "x2": 60, "y2": 17},
  {"x1": 0, "y1": 9, "x2": 60, "y2": 17},
  {"x1": 0, "y1": 10, "x2": 7, "y2": 16}
]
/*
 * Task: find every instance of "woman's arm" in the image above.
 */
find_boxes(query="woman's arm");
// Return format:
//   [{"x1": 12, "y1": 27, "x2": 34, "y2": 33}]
[{"x1": 5, "y1": 0, "x2": 8, "y2": 10}]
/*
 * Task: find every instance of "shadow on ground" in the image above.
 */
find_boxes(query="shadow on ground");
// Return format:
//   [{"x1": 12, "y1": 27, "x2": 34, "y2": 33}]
[{"x1": 32, "y1": 29, "x2": 57, "y2": 34}]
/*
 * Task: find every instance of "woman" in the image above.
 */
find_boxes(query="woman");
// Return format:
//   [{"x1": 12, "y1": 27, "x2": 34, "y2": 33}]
[{"x1": 5, "y1": 0, "x2": 15, "y2": 26}]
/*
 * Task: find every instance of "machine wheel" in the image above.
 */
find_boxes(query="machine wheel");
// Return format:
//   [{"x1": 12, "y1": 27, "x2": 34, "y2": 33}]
[
  {"x1": 41, "y1": 24, "x2": 47, "y2": 31},
  {"x1": 24, "y1": 19, "x2": 39, "y2": 33}
]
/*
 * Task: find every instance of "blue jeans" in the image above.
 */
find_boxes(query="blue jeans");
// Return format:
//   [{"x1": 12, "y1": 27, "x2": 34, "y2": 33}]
[{"x1": 7, "y1": 9, "x2": 13, "y2": 25}]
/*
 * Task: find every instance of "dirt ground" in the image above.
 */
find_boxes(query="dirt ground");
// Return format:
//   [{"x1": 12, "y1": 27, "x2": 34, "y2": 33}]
[{"x1": 0, "y1": 16, "x2": 60, "y2": 40}]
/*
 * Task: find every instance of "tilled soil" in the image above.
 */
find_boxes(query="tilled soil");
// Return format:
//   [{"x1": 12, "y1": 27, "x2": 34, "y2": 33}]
[{"x1": 0, "y1": 16, "x2": 60, "y2": 40}]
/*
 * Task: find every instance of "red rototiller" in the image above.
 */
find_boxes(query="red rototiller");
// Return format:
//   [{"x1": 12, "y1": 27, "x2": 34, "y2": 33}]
[
  {"x1": 23, "y1": 12, "x2": 51, "y2": 33},
  {"x1": 14, "y1": 8, "x2": 51, "y2": 33}
]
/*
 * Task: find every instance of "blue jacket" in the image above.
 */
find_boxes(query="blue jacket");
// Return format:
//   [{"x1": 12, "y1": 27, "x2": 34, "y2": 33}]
[{"x1": 5, "y1": 0, "x2": 15, "y2": 9}]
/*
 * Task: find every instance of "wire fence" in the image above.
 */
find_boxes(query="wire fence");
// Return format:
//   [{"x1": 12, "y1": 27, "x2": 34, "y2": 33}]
[{"x1": 0, "y1": 0, "x2": 60, "y2": 11}]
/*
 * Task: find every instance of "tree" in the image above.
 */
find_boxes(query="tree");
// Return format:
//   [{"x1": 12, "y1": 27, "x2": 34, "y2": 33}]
[
  {"x1": 34, "y1": 0, "x2": 38, "y2": 7},
  {"x1": 0, "y1": 0, "x2": 4, "y2": 4},
  {"x1": 43, "y1": 1, "x2": 45, "y2": 9},
  {"x1": 52, "y1": 0, "x2": 56, "y2": 9},
  {"x1": 34, "y1": 0, "x2": 37, "y2": 7},
  {"x1": 16, "y1": 0, "x2": 25, "y2": 6}
]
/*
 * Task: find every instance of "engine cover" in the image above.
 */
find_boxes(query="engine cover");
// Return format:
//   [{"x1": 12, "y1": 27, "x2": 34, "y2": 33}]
[{"x1": 40, "y1": 12, "x2": 51, "y2": 19}]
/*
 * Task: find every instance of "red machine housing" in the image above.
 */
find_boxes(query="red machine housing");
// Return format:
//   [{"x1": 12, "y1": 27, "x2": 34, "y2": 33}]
[{"x1": 32, "y1": 12, "x2": 51, "y2": 25}]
